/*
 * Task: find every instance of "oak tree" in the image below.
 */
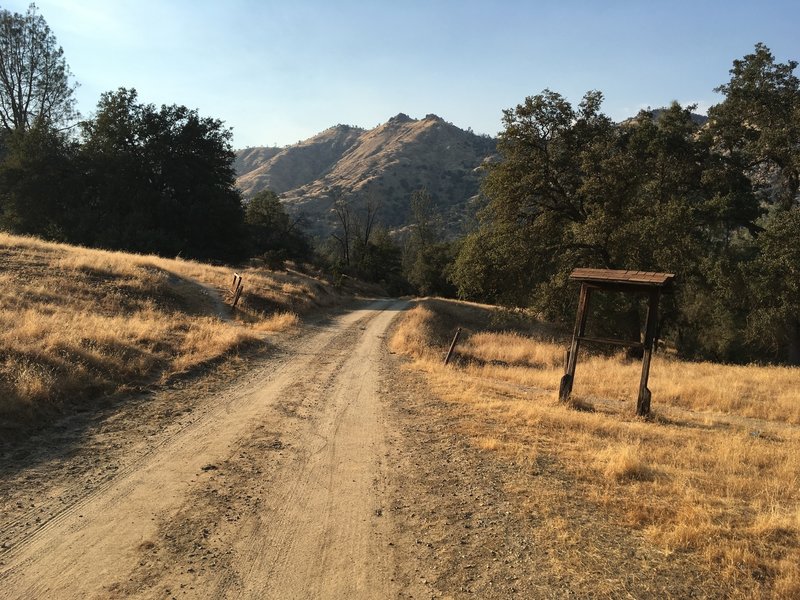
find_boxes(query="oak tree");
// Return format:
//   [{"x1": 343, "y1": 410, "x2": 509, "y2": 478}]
[{"x1": 78, "y1": 88, "x2": 246, "y2": 261}]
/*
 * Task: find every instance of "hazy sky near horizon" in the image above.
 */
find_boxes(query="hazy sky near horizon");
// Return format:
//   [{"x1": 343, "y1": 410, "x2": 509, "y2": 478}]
[{"x1": 4, "y1": 0, "x2": 798, "y2": 148}]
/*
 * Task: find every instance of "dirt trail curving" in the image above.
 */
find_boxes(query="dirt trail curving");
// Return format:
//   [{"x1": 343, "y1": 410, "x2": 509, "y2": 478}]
[{"x1": 0, "y1": 299, "x2": 408, "y2": 599}]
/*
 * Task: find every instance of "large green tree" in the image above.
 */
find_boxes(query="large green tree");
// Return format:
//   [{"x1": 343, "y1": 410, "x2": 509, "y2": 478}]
[
  {"x1": 403, "y1": 188, "x2": 456, "y2": 296},
  {"x1": 77, "y1": 88, "x2": 246, "y2": 261},
  {"x1": 245, "y1": 188, "x2": 311, "y2": 267},
  {"x1": 0, "y1": 3, "x2": 77, "y2": 132},
  {"x1": 453, "y1": 90, "x2": 759, "y2": 360},
  {"x1": 0, "y1": 3, "x2": 79, "y2": 240},
  {"x1": 709, "y1": 43, "x2": 799, "y2": 211},
  {"x1": 746, "y1": 208, "x2": 800, "y2": 363},
  {"x1": 453, "y1": 90, "x2": 616, "y2": 307},
  {"x1": 0, "y1": 124, "x2": 77, "y2": 236},
  {"x1": 709, "y1": 44, "x2": 800, "y2": 363}
]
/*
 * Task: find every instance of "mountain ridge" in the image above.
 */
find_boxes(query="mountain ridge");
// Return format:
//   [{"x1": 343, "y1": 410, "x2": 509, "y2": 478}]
[{"x1": 235, "y1": 114, "x2": 496, "y2": 237}]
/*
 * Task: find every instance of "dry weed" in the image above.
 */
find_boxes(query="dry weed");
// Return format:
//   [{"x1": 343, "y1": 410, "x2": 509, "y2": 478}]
[
  {"x1": 597, "y1": 442, "x2": 655, "y2": 482},
  {"x1": 391, "y1": 298, "x2": 800, "y2": 596},
  {"x1": 0, "y1": 232, "x2": 341, "y2": 423},
  {"x1": 252, "y1": 312, "x2": 299, "y2": 333}
]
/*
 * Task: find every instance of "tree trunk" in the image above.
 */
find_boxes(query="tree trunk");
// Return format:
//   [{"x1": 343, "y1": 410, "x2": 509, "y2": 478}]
[{"x1": 787, "y1": 316, "x2": 800, "y2": 366}]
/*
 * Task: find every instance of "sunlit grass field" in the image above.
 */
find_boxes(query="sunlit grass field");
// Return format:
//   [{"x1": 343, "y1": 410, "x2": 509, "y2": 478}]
[
  {"x1": 391, "y1": 298, "x2": 800, "y2": 598},
  {"x1": 0, "y1": 233, "x2": 341, "y2": 424}
]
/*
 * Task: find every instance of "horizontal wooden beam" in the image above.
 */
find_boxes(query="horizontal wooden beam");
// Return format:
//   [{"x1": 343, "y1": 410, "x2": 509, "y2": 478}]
[
  {"x1": 581, "y1": 282, "x2": 672, "y2": 295},
  {"x1": 576, "y1": 335, "x2": 643, "y2": 349},
  {"x1": 570, "y1": 268, "x2": 675, "y2": 287}
]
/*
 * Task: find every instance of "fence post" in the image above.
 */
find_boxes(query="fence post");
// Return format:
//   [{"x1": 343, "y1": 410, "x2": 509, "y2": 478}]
[
  {"x1": 559, "y1": 283, "x2": 591, "y2": 402},
  {"x1": 232, "y1": 283, "x2": 243, "y2": 308},
  {"x1": 444, "y1": 327, "x2": 462, "y2": 366}
]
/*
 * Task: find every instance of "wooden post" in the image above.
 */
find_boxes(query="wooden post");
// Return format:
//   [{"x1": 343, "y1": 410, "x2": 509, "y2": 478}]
[
  {"x1": 444, "y1": 327, "x2": 462, "y2": 365},
  {"x1": 636, "y1": 290, "x2": 660, "y2": 416},
  {"x1": 231, "y1": 273, "x2": 241, "y2": 293},
  {"x1": 559, "y1": 283, "x2": 591, "y2": 402},
  {"x1": 232, "y1": 283, "x2": 243, "y2": 308}
]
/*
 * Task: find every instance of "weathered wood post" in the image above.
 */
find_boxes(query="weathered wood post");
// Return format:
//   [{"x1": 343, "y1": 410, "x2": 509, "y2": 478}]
[
  {"x1": 232, "y1": 283, "x2": 244, "y2": 308},
  {"x1": 444, "y1": 327, "x2": 462, "y2": 366},
  {"x1": 231, "y1": 273, "x2": 244, "y2": 308},
  {"x1": 636, "y1": 290, "x2": 661, "y2": 417},
  {"x1": 559, "y1": 283, "x2": 591, "y2": 401}
]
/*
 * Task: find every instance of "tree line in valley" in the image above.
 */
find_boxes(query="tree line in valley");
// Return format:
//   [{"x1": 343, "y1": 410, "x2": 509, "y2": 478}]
[{"x1": 0, "y1": 6, "x2": 797, "y2": 364}]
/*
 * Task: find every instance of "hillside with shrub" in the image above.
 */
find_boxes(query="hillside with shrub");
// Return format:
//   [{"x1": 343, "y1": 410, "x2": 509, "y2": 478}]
[{"x1": 235, "y1": 114, "x2": 496, "y2": 237}]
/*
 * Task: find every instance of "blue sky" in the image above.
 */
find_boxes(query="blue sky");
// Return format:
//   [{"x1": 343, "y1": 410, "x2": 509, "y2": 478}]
[{"x1": 5, "y1": 1, "x2": 798, "y2": 148}]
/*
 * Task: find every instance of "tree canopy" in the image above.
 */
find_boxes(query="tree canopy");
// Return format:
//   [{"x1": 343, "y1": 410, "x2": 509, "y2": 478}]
[
  {"x1": 75, "y1": 88, "x2": 247, "y2": 261},
  {"x1": 709, "y1": 43, "x2": 799, "y2": 210},
  {"x1": 0, "y1": 3, "x2": 77, "y2": 132},
  {"x1": 403, "y1": 188, "x2": 456, "y2": 296},
  {"x1": 453, "y1": 43, "x2": 799, "y2": 364},
  {"x1": 245, "y1": 188, "x2": 311, "y2": 267}
]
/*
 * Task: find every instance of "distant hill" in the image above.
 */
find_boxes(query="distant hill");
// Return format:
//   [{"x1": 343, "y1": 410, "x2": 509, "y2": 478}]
[
  {"x1": 620, "y1": 108, "x2": 709, "y2": 127},
  {"x1": 234, "y1": 146, "x2": 283, "y2": 178},
  {"x1": 652, "y1": 108, "x2": 708, "y2": 126},
  {"x1": 235, "y1": 114, "x2": 496, "y2": 238}
]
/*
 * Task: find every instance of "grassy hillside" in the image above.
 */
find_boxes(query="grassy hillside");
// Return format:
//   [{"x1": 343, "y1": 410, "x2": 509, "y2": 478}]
[
  {"x1": 236, "y1": 125, "x2": 365, "y2": 197},
  {"x1": 391, "y1": 298, "x2": 800, "y2": 597},
  {"x1": 0, "y1": 233, "x2": 346, "y2": 428},
  {"x1": 235, "y1": 114, "x2": 496, "y2": 237},
  {"x1": 233, "y1": 146, "x2": 283, "y2": 181}
]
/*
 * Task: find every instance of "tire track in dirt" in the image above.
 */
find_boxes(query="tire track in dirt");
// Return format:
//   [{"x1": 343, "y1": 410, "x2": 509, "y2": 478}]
[
  {"x1": 222, "y1": 301, "x2": 400, "y2": 599},
  {"x1": 0, "y1": 299, "x2": 407, "y2": 599}
]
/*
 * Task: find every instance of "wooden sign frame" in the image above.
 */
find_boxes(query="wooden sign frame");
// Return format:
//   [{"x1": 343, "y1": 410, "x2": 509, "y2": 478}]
[{"x1": 558, "y1": 269, "x2": 675, "y2": 417}]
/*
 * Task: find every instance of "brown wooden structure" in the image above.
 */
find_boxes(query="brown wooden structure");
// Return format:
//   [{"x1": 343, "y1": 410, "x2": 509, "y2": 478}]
[
  {"x1": 231, "y1": 273, "x2": 244, "y2": 308},
  {"x1": 558, "y1": 268, "x2": 675, "y2": 416}
]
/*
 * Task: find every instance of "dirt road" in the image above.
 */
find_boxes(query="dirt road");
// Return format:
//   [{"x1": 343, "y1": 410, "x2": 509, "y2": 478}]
[
  {"x1": 0, "y1": 300, "x2": 411, "y2": 599},
  {"x1": 3, "y1": 296, "x2": 716, "y2": 599}
]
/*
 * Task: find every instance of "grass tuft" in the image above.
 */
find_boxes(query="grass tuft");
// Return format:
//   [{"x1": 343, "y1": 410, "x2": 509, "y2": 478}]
[
  {"x1": 598, "y1": 442, "x2": 655, "y2": 482},
  {"x1": 252, "y1": 311, "x2": 300, "y2": 333}
]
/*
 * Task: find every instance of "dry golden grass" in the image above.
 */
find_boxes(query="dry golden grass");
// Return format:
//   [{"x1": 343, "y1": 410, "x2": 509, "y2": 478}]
[
  {"x1": 392, "y1": 299, "x2": 800, "y2": 598},
  {"x1": 450, "y1": 325, "x2": 800, "y2": 425},
  {"x1": 0, "y1": 233, "x2": 343, "y2": 424},
  {"x1": 251, "y1": 311, "x2": 299, "y2": 333},
  {"x1": 597, "y1": 441, "x2": 656, "y2": 482}
]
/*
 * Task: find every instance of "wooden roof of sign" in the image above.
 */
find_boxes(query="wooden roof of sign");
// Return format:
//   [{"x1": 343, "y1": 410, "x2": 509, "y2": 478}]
[{"x1": 569, "y1": 268, "x2": 675, "y2": 288}]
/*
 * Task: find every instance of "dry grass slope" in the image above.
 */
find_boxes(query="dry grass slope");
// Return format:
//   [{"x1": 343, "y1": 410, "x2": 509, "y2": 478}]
[
  {"x1": 235, "y1": 115, "x2": 495, "y2": 235},
  {"x1": 391, "y1": 298, "x2": 800, "y2": 598},
  {"x1": 0, "y1": 233, "x2": 344, "y2": 427}
]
